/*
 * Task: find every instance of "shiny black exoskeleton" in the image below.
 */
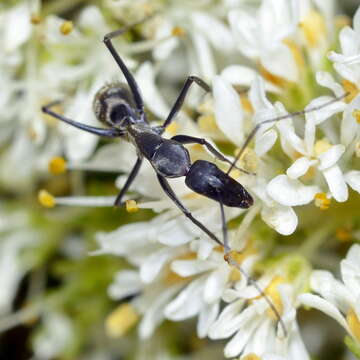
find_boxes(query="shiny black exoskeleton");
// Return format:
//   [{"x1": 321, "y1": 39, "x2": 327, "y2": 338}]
[{"x1": 41, "y1": 24, "x2": 253, "y2": 248}]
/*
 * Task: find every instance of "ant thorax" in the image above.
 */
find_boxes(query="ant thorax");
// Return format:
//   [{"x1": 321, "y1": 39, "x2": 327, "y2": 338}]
[{"x1": 93, "y1": 82, "x2": 140, "y2": 129}]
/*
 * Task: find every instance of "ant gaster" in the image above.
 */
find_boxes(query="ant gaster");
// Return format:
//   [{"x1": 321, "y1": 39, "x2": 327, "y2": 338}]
[{"x1": 42, "y1": 19, "x2": 348, "y2": 337}]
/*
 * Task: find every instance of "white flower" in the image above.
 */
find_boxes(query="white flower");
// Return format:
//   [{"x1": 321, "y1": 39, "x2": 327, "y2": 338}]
[
  {"x1": 228, "y1": 0, "x2": 299, "y2": 82},
  {"x1": 299, "y1": 244, "x2": 360, "y2": 345},
  {"x1": 328, "y1": 6, "x2": 360, "y2": 84},
  {"x1": 209, "y1": 279, "x2": 309, "y2": 359},
  {"x1": 267, "y1": 94, "x2": 348, "y2": 203}
]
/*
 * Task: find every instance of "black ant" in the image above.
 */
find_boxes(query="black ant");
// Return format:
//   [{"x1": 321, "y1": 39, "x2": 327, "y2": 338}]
[{"x1": 42, "y1": 19, "x2": 347, "y2": 336}]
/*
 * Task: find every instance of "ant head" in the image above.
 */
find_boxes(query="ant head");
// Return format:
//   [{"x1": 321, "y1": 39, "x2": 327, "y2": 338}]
[{"x1": 93, "y1": 82, "x2": 139, "y2": 129}]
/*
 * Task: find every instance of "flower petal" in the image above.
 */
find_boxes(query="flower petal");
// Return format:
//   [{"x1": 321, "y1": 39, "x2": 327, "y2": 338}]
[
  {"x1": 267, "y1": 175, "x2": 320, "y2": 206},
  {"x1": 345, "y1": 171, "x2": 360, "y2": 193},
  {"x1": 261, "y1": 203, "x2": 298, "y2": 235},
  {"x1": 318, "y1": 144, "x2": 345, "y2": 170},
  {"x1": 213, "y1": 76, "x2": 244, "y2": 146},
  {"x1": 197, "y1": 302, "x2": 220, "y2": 338},
  {"x1": 164, "y1": 277, "x2": 205, "y2": 320},
  {"x1": 298, "y1": 293, "x2": 350, "y2": 332},
  {"x1": 322, "y1": 165, "x2": 348, "y2": 202},
  {"x1": 286, "y1": 157, "x2": 311, "y2": 179}
]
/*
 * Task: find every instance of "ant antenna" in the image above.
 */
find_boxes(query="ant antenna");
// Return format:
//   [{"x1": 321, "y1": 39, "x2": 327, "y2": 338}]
[{"x1": 227, "y1": 92, "x2": 349, "y2": 174}]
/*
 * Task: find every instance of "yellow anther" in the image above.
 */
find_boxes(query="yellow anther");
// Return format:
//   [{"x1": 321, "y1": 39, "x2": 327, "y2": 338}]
[
  {"x1": 126, "y1": 200, "x2": 139, "y2": 213},
  {"x1": 165, "y1": 122, "x2": 179, "y2": 136},
  {"x1": 48, "y1": 157, "x2": 67, "y2": 175},
  {"x1": 314, "y1": 139, "x2": 332, "y2": 156},
  {"x1": 283, "y1": 38, "x2": 305, "y2": 68},
  {"x1": 198, "y1": 114, "x2": 218, "y2": 133},
  {"x1": 352, "y1": 109, "x2": 360, "y2": 124},
  {"x1": 240, "y1": 95, "x2": 253, "y2": 113},
  {"x1": 259, "y1": 64, "x2": 289, "y2": 88},
  {"x1": 343, "y1": 80, "x2": 359, "y2": 103},
  {"x1": 241, "y1": 354, "x2": 262, "y2": 360},
  {"x1": 60, "y1": 20, "x2": 73, "y2": 35},
  {"x1": 30, "y1": 14, "x2": 42, "y2": 25},
  {"x1": 38, "y1": 190, "x2": 56, "y2": 208},
  {"x1": 299, "y1": 10, "x2": 326, "y2": 48},
  {"x1": 314, "y1": 192, "x2": 331, "y2": 210},
  {"x1": 347, "y1": 308, "x2": 360, "y2": 342},
  {"x1": 172, "y1": 26, "x2": 186, "y2": 37},
  {"x1": 264, "y1": 276, "x2": 285, "y2": 319},
  {"x1": 105, "y1": 303, "x2": 139, "y2": 338},
  {"x1": 336, "y1": 227, "x2": 352, "y2": 242}
]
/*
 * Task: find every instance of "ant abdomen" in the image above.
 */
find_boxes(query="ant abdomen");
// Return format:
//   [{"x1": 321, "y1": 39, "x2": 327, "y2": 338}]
[
  {"x1": 185, "y1": 160, "x2": 253, "y2": 208},
  {"x1": 93, "y1": 82, "x2": 137, "y2": 127}
]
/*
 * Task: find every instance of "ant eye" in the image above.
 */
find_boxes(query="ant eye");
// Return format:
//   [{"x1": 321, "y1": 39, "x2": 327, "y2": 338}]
[{"x1": 109, "y1": 104, "x2": 128, "y2": 123}]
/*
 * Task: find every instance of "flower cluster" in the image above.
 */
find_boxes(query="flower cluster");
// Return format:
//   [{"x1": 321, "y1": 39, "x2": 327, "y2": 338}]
[{"x1": 1, "y1": 0, "x2": 360, "y2": 359}]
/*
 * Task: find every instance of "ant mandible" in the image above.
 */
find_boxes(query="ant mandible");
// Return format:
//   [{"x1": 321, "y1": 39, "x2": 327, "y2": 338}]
[{"x1": 42, "y1": 18, "x2": 347, "y2": 336}]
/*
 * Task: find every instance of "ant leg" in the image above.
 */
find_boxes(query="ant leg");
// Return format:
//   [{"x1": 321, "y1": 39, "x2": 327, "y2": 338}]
[
  {"x1": 42, "y1": 101, "x2": 122, "y2": 138},
  {"x1": 103, "y1": 21, "x2": 147, "y2": 112},
  {"x1": 114, "y1": 157, "x2": 143, "y2": 207},
  {"x1": 157, "y1": 175, "x2": 223, "y2": 247},
  {"x1": 218, "y1": 201, "x2": 231, "y2": 254},
  {"x1": 172, "y1": 134, "x2": 252, "y2": 175},
  {"x1": 218, "y1": 201, "x2": 288, "y2": 336},
  {"x1": 227, "y1": 92, "x2": 349, "y2": 173},
  {"x1": 161, "y1": 76, "x2": 211, "y2": 131}
]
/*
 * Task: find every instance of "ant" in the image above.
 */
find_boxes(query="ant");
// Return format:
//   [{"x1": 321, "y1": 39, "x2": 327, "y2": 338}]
[{"x1": 42, "y1": 19, "x2": 347, "y2": 336}]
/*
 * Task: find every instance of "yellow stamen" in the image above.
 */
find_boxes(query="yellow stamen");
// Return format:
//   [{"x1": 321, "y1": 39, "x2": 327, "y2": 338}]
[
  {"x1": 48, "y1": 157, "x2": 67, "y2": 175},
  {"x1": 283, "y1": 38, "x2": 305, "y2": 68},
  {"x1": 30, "y1": 14, "x2": 42, "y2": 25},
  {"x1": 265, "y1": 276, "x2": 285, "y2": 319},
  {"x1": 38, "y1": 190, "x2": 56, "y2": 208},
  {"x1": 259, "y1": 65, "x2": 289, "y2": 88},
  {"x1": 198, "y1": 114, "x2": 218, "y2": 133},
  {"x1": 126, "y1": 199, "x2": 139, "y2": 213},
  {"x1": 352, "y1": 109, "x2": 360, "y2": 124},
  {"x1": 336, "y1": 227, "x2": 352, "y2": 242},
  {"x1": 299, "y1": 10, "x2": 326, "y2": 48},
  {"x1": 241, "y1": 354, "x2": 262, "y2": 360},
  {"x1": 165, "y1": 122, "x2": 179, "y2": 136},
  {"x1": 314, "y1": 192, "x2": 331, "y2": 210},
  {"x1": 347, "y1": 308, "x2": 360, "y2": 342},
  {"x1": 105, "y1": 303, "x2": 139, "y2": 338},
  {"x1": 343, "y1": 80, "x2": 359, "y2": 103},
  {"x1": 314, "y1": 139, "x2": 332, "y2": 156},
  {"x1": 240, "y1": 95, "x2": 253, "y2": 113},
  {"x1": 60, "y1": 20, "x2": 73, "y2": 35},
  {"x1": 172, "y1": 26, "x2": 186, "y2": 37}
]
